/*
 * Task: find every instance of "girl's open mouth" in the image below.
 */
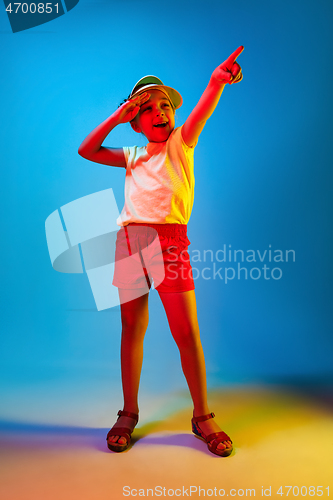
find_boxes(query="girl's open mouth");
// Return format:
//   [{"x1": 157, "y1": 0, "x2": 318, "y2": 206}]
[{"x1": 154, "y1": 122, "x2": 168, "y2": 128}]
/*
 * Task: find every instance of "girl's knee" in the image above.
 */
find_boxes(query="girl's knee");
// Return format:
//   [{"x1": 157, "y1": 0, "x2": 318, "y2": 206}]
[
  {"x1": 120, "y1": 292, "x2": 149, "y2": 334},
  {"x1": 121, "y1": 313, "x2": 149, "y2": 338},
  {"x1": 172, "y1": 323, "x2": 201, "y2": 351}
]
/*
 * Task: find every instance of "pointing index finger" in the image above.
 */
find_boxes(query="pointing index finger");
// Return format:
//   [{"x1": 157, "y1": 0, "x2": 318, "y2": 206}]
[{"x1": 225, "y1": 45, "x2": 244, "y2": 67}]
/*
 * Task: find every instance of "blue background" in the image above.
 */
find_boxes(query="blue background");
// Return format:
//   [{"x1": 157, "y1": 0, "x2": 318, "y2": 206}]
[{"x1": 1, "y1": 0, "x2": 332, "y2": 403}]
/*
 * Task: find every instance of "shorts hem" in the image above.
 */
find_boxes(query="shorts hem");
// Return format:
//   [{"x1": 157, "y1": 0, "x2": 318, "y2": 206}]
[
  {"x1": 112, "y1": 281, "x2": 149, "y2": 290},
  {"x1": 113, "y1": 281, "x2": 195, "y2": 293},
  {"x1": 156, "y1": 285, "x2": 195, "y2": 293}
]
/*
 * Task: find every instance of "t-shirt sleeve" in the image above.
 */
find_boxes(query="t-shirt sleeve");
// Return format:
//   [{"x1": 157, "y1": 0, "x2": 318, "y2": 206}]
[
  {"x1": 122, "y1": 146, "x2": 144, "y2": 169},
  {"x1": 122, "y1": 146, "x2": 131, "y2": 168},
  {"x1": 178, "y1": 125, "x2": 198, "y2": 150},
  {"x1": 167, "y1": 126, "x2": 195, "y2": 184},
  {"x1": 170, "y1": 126, "x2": 196, "y2": 158}
]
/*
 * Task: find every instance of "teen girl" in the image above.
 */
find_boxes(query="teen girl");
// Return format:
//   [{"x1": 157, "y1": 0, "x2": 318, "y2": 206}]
[{"x1": 78, "y1": 46, "x2": 243, "y2": 457}]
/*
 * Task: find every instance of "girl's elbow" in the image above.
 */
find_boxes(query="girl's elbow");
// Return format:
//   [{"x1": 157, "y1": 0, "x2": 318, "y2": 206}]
[{"x1": 78, "y1": 145, "x2": 89, "y2": 159}]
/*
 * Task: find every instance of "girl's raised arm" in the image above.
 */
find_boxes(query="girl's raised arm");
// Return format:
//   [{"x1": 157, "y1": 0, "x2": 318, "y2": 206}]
[
  {"x1": 181, "y1": 46, "x2": 244, "y2": 148},
  {"x1": 78, "y1": 93, "x2": 150, "y2": 167}
]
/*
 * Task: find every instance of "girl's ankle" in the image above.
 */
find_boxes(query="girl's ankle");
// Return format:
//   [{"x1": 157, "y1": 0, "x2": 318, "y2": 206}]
[
  {"x1": 122, "y1": 407, "x2": 139, "y2": 415},
  {"x1": 193, "y1": 408, "x2": 210, "y2": 418}
]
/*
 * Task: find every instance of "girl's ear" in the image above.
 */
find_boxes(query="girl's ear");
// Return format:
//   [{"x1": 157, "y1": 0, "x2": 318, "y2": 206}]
[{"x1": 130, "y1": 121, "x2": 141, "y2": 133}]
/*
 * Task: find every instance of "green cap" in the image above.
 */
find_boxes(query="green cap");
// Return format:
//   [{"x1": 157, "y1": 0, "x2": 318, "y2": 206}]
[{"x1": 129, "y1": 75, "x2": 182, "y2": 109}]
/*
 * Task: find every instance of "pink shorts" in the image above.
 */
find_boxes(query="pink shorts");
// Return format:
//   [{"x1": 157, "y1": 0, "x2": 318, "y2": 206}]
[{"x1": 113, "y1": 223, "x2": 195, "y2": 293}]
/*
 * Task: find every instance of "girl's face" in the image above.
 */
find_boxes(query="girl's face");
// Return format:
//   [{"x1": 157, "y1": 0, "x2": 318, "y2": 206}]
[{"x1": 131, "y1": 90, "x2": 175, "y2": 142}]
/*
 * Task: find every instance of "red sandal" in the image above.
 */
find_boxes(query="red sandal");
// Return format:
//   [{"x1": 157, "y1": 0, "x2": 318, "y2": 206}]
[
  {"x1": 191, "y1": 412, "x2": 233, "y2": 457},
  {"x1": 106, "y1": 410, "x2": 139, "y2": 452}
]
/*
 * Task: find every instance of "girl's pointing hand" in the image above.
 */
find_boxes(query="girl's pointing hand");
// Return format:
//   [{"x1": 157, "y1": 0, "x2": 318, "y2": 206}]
[{"x1": 212, "y1": 46, "x2": 244, "y2": 85}]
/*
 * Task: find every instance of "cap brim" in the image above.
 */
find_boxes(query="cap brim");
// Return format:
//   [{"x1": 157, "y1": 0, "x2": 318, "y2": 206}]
[{"x1": 130, "y1": 84, "x2": 183, "y2": 109}]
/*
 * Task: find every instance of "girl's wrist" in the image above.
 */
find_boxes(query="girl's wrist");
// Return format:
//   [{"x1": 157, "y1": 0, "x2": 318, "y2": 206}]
[
  {"x1": 209, "y1": 76, "x2": 226, "y2": 89},
  {"x1": 105, "y1": 110, "x2": 126, "y2": 129}
]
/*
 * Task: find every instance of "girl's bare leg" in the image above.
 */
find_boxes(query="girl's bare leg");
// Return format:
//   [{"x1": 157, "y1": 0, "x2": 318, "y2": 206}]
[
  {"x1": 108, "y1": 289, "x2": 149, "y2": 447},
  {"x1": 158, "y1": 289, "x2": 232, "y2": 452}
]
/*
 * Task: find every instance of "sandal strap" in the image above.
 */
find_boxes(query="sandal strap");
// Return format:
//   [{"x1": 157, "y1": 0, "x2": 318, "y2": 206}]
[
  {"x1": 106, "y1": 426, "x2": 132, "y2": 442},
  {"x1": 106, "y1": 410, "x2": 139, "y2": 443},
  {"x1": 206, "y1": 431, "x2": 232, "y2": 452},
  {"x1": 192, "y1": 412, "x2": 215, "y2": 423},
  {"x1": 117, "y1": 410, "x2": 139, "y2": 423}
]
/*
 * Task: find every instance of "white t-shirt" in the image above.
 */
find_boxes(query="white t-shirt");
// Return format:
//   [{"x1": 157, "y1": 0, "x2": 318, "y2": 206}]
[{"x1": 117, "y1": 126, "x2": 196, "y2": 226}]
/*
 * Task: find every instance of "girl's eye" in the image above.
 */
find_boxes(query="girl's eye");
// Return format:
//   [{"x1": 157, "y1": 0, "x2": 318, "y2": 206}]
[{"x1": 142, "y1": 106, "x2": 151, "y2": 112}]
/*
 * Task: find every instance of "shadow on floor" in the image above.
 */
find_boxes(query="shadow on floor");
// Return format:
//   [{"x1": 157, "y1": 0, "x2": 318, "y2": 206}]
[{"x1": 1, "y1": 383, "x2": 332, "y2": 454}]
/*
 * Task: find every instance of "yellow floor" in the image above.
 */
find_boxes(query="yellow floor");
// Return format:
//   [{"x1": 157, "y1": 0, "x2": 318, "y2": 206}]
[{"x1": 1, "y1": 386, "x2": 332, "y2": 500}]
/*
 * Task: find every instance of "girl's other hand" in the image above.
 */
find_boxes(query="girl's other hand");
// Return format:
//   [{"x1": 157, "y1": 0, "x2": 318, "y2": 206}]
[
  {"x1": 115, "y1": 92, "x2": 150, "y2": 124},
  {"x1": 212, "y1": 46, "x2": 244, "y2": 85}
]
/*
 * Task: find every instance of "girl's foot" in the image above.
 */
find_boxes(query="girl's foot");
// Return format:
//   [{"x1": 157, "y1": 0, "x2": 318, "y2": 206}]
[
  {"x1": 192, "y1": 412, "x2": 232, "y2": 455},
  {"x1": 106, "y1": 410, "x2": 139, "y2": 452}
]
